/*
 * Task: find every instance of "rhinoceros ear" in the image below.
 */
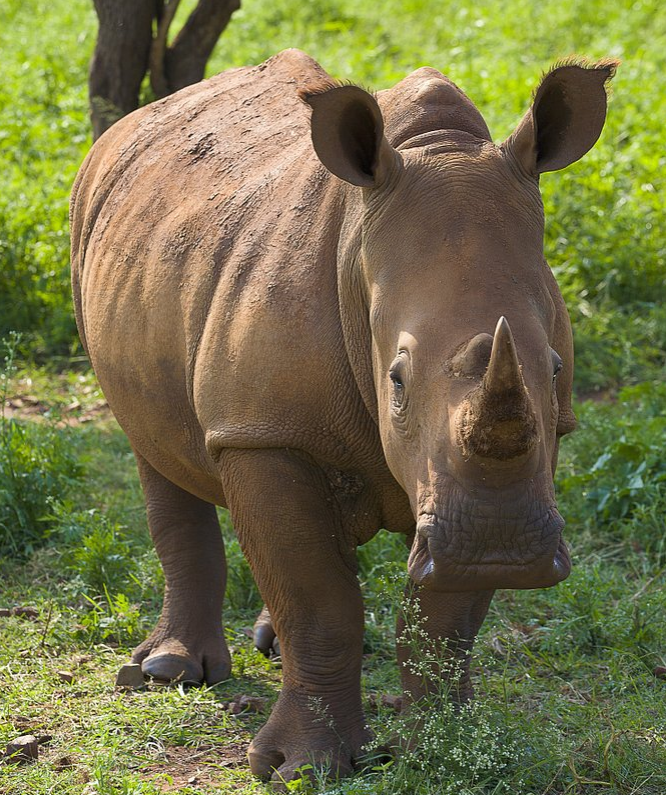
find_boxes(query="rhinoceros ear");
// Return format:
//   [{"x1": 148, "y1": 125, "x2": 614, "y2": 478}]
[
  {"x1": 501, "y1": 59, "x2": 618, "y2": 175},
  {"x1": 302, "y1": 84, "x2": 400, "y2": 187}
]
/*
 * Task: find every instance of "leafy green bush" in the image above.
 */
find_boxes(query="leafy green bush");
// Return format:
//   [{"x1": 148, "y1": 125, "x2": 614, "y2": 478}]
[
  {"x1": 529, "y1": 562, "x2": 664, "y2": 662},
  {"x1": 0, "y1": 1, "x2": 92, "y2": 358},
  {"x1": 0, "y1": 199, "x2": 78, "y2": 358},
  {"x1": 558, "y1": 382, "x2": 666, "y2": 539},
  {"x1": 570, "y1": 304, "x2": 666, "y2": 395},
  {"x1": 219, "y1": 509, "x2": 263, "y2": 615},
  {"x1": 358, "y1": 536, "x2": 406, "y2": 655},
  {"x1": 76, "y1": 590, "x2": 146, "y2": 645},
  {"x1": 0, "y1": 337, "x2": 83, "y2": 558}
]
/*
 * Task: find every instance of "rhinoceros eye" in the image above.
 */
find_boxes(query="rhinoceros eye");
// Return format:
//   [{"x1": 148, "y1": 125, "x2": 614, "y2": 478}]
[
  {"x1": 389, "y1": 350, "x2": 411, "y2": 411},
  {"x1": 389, "y1": 367, "x2": 406, "y2": 408}
]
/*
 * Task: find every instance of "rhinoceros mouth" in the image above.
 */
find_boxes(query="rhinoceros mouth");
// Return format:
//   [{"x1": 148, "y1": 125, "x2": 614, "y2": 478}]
[{"x1": 408, "y1": 507, "x2": 570, "y2": 591}]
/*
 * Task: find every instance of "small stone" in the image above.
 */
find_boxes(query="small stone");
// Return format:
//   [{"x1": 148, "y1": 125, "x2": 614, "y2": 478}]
[
  {"x1": 4, "y1": 735, "x2": 39, "y2": 763},
  {"x1": 58, "y1": 670, "x2": 75, "y2": 684},
  {"x1": 0, "y1": 608, "x2": 11, "y2": 618},
  {"x1": 115, "y1": 663, "x2": 145, "y2": 689},
  {"x1": 227, "y1": 695, "x2": 268, "y2": 714},
  {"x1": 380, "y1": 694, "x2": 403, "y2": 711},
  {"x1": 367, "y1": 693, "x2": 403, "y2": 712},
  {"x1": 55, "y1": 756, "x2": 74, "y2": 770},
  {"x1": 653, "y1": 666, "x2": 666, "y2": 680}
]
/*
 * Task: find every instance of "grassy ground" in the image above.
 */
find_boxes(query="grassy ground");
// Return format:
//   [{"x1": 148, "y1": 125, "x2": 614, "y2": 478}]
[
  {"x1": 1, "y1": 371, "x2": 665, "y2": 794},
  {"x1": 1, "y1": 0, "x2": 665, "y2": 792}
]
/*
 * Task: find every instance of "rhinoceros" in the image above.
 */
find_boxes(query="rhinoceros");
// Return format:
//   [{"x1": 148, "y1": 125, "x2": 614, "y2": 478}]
[{"x1": 70, "y1": 49, "x2": 616, "y2": 785}]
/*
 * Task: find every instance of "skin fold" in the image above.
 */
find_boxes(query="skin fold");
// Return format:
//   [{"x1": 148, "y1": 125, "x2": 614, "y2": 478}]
[{"x1": 70, "y1": 49, "x2": 616, "y2": 786}]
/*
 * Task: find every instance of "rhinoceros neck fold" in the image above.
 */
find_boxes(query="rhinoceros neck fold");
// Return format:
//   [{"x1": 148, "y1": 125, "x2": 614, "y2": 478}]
[{"x1": 336, "y1": 196, "x2": 380, "y2": 428}]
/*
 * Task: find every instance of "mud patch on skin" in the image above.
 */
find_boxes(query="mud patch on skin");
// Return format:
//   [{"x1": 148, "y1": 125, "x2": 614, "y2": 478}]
[{"x1": 139, "y1": 742, "x2": 249, "y2": 792}]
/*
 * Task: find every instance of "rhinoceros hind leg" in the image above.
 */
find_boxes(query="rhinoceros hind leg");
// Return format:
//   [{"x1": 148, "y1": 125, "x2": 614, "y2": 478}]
[
  {"x1": 253, "y1": 605, "x2": 280, "y2": 657},
  {"x1": 131, "y1": 452, "x2": 231, "y2": 685},
  {"x1": 220, "y1": 448, "x2": 370, "y2": 786}
]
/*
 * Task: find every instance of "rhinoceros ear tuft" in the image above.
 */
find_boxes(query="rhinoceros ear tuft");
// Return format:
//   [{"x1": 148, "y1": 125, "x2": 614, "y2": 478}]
[
  {"x1": 501, "y1": 59, "x2": 619, "y2": 175},
  {"x1": 302, "y1": 84, "x2": 400, "y2": 187}
]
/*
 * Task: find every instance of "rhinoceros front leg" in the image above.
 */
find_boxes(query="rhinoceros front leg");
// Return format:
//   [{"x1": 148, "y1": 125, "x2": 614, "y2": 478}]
[
  {"x1": 131, "y1": 452, "x2": 231, "y2": 684},
  {"x1": 219, "y1": 448, "x2": 370, "y2": 786},
  {"x1": 397, "y1": 588, "x2": 494, "y2": 706}
]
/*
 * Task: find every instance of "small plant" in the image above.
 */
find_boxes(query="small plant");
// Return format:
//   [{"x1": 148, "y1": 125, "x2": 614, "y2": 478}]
[
  {"x1": 49, "y1": 502, "x2": 138, "y2": 596},
  {"x1": 363, "y1": 584, "x2": 528, "y2": 795},
  {"x1": 76, "y1": 588, "x2": 145, "y2": 645},
  {"x1": 282, "y1": 765, "x2": 317, "y2": 793},
  {"x1": 557, "y1": 382, "x2": 666, "y2": 540}
]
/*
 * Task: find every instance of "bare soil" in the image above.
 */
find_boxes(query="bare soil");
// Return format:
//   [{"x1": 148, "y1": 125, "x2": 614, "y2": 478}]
[{"x1": 139, "y1": 742, "x2": 250, "y2": 792}]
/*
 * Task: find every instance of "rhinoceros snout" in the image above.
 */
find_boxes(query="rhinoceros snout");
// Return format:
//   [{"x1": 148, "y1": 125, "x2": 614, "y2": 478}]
[{"x1": 408, "y1": 505, "x2": 570, "y2": 591}]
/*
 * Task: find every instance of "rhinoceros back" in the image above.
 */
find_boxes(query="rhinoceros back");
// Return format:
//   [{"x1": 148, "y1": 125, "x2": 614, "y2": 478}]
[{"x1": 70, "y1": 50, "x2": 376, "y2": 502}]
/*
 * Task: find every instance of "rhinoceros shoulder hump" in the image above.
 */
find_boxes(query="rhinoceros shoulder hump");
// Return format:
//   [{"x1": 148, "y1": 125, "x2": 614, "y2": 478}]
[{"x1": 379, "y1": 67, "x2": 491, "y2": 146}]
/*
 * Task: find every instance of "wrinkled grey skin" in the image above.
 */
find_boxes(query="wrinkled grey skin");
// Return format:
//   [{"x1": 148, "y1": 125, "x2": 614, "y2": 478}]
[{"x1": 70, "y1": 49, "x2": 616, "y2": 787}]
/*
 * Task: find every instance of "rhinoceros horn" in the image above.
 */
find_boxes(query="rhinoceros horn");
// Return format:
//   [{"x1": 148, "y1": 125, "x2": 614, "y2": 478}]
[
  {"x1": 458, "y1": 317, "x2": 538, "y2": 460},
  {"x1": 483, "y1": 316, "x2": 523, "y2": 396}
]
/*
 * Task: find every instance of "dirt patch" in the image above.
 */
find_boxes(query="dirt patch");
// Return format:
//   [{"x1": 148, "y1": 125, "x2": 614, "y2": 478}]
[
  {"x1": 139, "y1": 742, "x2": 250, "y2": 792},
  {"x1": 575, "y1": 388, "x2": 618, "y2": 403},
  {"x1": 3, "y1": 393, "x2": 112, "y2": 427}
]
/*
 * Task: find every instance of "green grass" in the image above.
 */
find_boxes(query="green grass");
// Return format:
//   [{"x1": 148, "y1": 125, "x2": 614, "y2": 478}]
[
  {"x1": 1, "y1": 0, "x2": 665, "y2": 792},
  {"x1": 1, "y1": 381, "x2": 665, "y2": 794}
]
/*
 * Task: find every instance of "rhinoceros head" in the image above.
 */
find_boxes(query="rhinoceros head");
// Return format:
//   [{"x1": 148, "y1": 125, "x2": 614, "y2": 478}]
[{"x1": 305, "y1": 61, "x2": 616, "y2": 591}]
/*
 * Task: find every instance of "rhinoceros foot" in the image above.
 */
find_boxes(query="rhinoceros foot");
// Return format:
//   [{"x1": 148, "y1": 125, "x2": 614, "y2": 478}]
[
  {"x1": 247, "y1": 688, "x2": 370, "y2": 789},
  {"x1": 131, "y1": 633, "x2": 231, "y2": 685}
]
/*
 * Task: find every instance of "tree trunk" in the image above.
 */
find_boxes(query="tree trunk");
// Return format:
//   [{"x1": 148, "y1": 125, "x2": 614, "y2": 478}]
[
  {"x1": 89, "y1": 0, "x2": 157, "y2": 141},
  {"x1": 89, "y1": 0, "x2": 239, "y2": 141},
  {"x1": 157, "y1": 0, "x2": 241, "y2": 97}
]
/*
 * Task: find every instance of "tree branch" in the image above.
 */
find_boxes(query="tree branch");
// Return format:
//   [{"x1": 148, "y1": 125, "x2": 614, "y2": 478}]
[
  {"x1": 149, "y1": 0, "x2": 182, "y2": 98},
  {"x1": 165, "y1": 0, "x2": 240, "y2": 92}
]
